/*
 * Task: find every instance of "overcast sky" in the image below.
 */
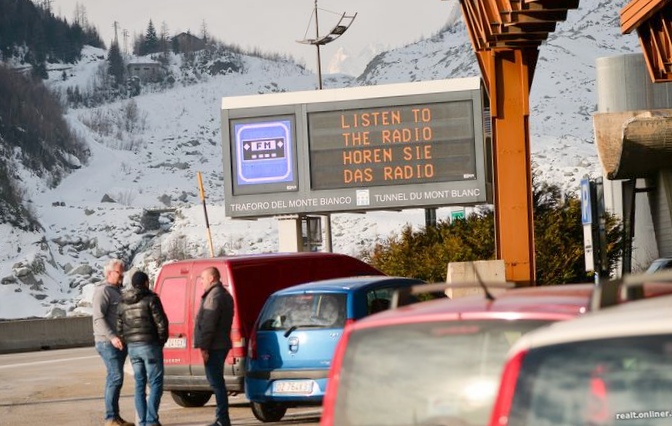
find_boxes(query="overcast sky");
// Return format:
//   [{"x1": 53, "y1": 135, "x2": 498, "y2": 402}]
[{"x1": 51, "y1": 0, "x2": 453, "y2": 71}]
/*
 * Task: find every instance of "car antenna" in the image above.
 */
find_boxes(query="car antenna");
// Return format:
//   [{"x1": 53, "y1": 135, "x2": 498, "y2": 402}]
[{"x1": 474, "y1": 267, "x2": 495, "y2": 301}]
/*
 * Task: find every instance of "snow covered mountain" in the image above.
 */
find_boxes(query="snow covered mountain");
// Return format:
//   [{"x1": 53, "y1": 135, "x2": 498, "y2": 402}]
[
  {"x1": 0, "y1": 0, "x2": 639, "y2": 319},
  {"x1": 326, "y1": 43, "x2": 391, "y2": 76}
]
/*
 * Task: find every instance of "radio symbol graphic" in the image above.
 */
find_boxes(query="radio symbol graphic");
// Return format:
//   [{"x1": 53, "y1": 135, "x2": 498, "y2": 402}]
[
  {"x1": 243, "y1": 137, "x2": 285, "y2": 161},
  {"x1": 235, "y1": 120, "x2": 293, "y2": 184}
]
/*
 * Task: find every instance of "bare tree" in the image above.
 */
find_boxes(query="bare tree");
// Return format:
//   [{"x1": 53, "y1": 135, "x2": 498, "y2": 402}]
[
  {"x1": 159, "y1": 21, "x2": 171, "y2": 62},
  {"x1": 73, "y1": 2, "x2": 88, "y2": 27},
  {"x1": 200, "y1": 20, "x2": 209, "y2": 44}
]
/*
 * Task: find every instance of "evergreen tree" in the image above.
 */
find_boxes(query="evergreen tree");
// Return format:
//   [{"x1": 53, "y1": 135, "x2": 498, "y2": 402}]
[
  {"x1": 133, "y1": 33, "x2": 146, "y2": 56},
  {"x1": 143, "y1": 19, "x2": 159, "y2": 55},
  {"x1": 107, "y1": 40, "x2": 125, "y2": 87},
  {"x1": 0, "y1": 0, "x2": 103, "y2": 69}
]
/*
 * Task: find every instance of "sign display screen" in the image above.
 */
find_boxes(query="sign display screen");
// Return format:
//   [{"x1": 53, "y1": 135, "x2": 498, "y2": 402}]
[
  {"x1": 230, "y1": 116, "x2": 298, "y2": 195},
  {"x1": 308, "y1": 101, "x2": 476, "y2": 190}
]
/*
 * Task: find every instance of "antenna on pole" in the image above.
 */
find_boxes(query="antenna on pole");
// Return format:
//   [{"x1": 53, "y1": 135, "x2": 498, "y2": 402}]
[
  {"x1": 113, "y1": 21, "x2": 120, "y2": 45},
  {"x1": 122, "y1": 29, "x2": 129, "y2": 55},
  {"x1": 297, "y1": 0, "x2": 357, "y2": 90}
]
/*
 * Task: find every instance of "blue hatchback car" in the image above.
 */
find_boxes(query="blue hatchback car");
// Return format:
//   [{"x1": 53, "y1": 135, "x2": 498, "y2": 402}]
[{"x1": 244, "y1": 275, "x2": 425, "y2": 422}]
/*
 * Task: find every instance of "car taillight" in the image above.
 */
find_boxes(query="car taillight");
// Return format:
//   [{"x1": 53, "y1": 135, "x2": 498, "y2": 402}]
[
  {"x1": 321, "y1": 324, "x2": 353, "y2": 426},
  {"x1": 247, "y1": 327, "x2": 257, "y2": 360},
  {"x1": 230, "y1": 328, "x2": 246, "y2": 359},
  {"x1": 489, "y1": 350, "x2": 527, "y2": 426}
]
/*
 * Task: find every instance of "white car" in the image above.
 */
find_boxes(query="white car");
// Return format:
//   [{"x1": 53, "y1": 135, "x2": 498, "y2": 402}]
[
  {"x1": 646, "y1": 257, "x2": 672, "y2": 274},
  {"x1": 489, "y1": 291, "x2": 672, "y2": 426}
]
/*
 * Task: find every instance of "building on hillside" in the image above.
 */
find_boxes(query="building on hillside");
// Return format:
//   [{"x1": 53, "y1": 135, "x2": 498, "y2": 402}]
[
  {"x1": 172, "y1": 32, "x2": 206, "y2": 53},
  {"x1": 126, "y1": 61, "x2": 163, "y2": 83}
]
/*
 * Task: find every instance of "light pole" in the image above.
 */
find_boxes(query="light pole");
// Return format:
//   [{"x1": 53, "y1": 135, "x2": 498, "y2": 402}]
[
  {"x1": 297, "y1": 1, "x2": 356, "y2": 251},
  {"x1": 297, "y1": 0, "x2": 357, "y2": 89}
]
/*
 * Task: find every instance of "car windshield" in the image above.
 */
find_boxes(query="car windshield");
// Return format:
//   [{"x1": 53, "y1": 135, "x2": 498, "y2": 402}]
[
  {"x1": 332, "y1": 319, "x2": 550, "y2": 426},
  {"x1": 646, "y1": 258, "x2": 672, "y2": 274},
  {"x1": 509, "y1": 333, "x2": 672, "y2": 426},
  {"x1": 257, "y1": 293, "x2": 347, "y2": 331}
]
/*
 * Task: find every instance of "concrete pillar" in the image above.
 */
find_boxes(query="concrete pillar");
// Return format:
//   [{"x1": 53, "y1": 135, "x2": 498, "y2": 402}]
[
  {"x1": 446, "y1": 260, "x2": 507, "y2": 298},
  {"x1": 277, "y1": 216, "x2": 303, "y2": 252}
]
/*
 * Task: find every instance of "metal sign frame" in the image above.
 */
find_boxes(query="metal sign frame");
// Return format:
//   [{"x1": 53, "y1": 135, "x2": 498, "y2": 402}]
[{"x1": 221, "y1": 78, "x2": 491, "y2": 218}]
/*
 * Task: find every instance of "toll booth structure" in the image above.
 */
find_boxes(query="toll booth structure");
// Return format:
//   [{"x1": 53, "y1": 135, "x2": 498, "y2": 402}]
[{"x1": 592, "y1": 0, "x2": 672, "y2": 275}]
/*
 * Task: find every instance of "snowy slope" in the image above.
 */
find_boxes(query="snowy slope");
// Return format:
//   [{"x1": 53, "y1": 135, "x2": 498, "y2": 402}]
[{"x1": 0, "y1": 0, "x2": 640, "y2": 319}]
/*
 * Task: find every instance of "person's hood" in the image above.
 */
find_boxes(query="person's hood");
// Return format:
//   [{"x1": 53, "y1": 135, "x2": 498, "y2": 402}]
[{"x1": 122, "y1": 286, "x2": 151, "y2": 304}]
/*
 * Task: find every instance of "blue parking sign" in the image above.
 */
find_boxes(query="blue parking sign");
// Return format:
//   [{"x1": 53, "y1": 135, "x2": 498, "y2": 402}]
[{"x1": 580, "y1": 178, "x2": 592, "y2": 225}]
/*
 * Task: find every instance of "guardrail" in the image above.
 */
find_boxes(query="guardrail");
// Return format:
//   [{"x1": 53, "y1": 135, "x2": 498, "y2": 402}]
[{"x1": 0, "y1": 316, "x2": 93, "y2": 354}]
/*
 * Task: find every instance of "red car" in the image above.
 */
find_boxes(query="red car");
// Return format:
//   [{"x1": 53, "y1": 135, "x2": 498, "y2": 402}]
[
  {"x1": 321, "y1": 284, "x2": 600, "y2": 426},
  {"x1": 153, "y1": 252, "x2": 382, "y2": 408}
]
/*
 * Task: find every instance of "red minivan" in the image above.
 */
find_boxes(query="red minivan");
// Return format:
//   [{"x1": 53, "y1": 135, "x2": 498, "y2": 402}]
[
  {"x1": 321, "y1": 284, "x2": 597, "y2": 426},
  {"x1": 153, "y1": 252, "x2": 383, "y2": 408}
]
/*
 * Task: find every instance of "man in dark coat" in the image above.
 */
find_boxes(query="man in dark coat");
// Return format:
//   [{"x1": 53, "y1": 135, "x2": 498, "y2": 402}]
[
  {"x1": 194, "y1": 266, "x2": 234, "y2": 426},
  {"x1": 117, "y1": 271, "x2": 169, "y2": 426}
]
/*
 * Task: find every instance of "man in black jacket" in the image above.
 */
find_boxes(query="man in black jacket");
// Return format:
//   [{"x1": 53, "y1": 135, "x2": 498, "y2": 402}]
[
  {"x1": 194, "y1": 266, "x2": 234, "y2": 426},
  {"x1": 117, "y1": 271, "x2": 169, "y2": 426}
]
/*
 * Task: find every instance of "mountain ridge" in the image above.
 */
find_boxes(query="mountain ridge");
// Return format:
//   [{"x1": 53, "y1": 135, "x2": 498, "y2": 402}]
[{"x1": 0, "y1": 0, "x2": 639, "y2": 319}]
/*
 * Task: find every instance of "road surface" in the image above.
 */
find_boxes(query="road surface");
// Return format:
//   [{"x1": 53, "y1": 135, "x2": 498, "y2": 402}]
[{"x1": 0, "y1": 347, "x2": 321, "y2": 425}]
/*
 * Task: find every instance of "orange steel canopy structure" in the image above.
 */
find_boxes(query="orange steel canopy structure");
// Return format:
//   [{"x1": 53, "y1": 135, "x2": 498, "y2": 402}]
[
  {"x1": 621, "y1": 0, "x2": 672, "y2": 83},
  {"x1": 455, "y1": 0, "x2": 670, "y2": 285},
  {"x1": 457, "y1": 0, "x2": 580, "y2": 285}
]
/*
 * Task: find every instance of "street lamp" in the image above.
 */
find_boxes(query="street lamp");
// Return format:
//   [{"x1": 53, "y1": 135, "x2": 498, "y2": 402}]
[
  {"x1": 297, "y1": 0, "x2": 357, "y2": 90},
  {"x1": 297, "y1": 1, "x2": 356, "y2": 252}
]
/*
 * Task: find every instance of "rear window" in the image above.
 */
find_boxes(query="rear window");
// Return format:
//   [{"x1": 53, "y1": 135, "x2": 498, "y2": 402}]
[
  {"x1": 257, "y1": 293, "x2": 347, "y2": 330},
  {"x1": 158, "y1": 277, "x2": 188, "y2": 323},
  {"x1": 509, "y1": 334, "x2": 672, "y2": 426},
  {"x1": 332, "y1": 320, "x2": 549, "y2": 426}
]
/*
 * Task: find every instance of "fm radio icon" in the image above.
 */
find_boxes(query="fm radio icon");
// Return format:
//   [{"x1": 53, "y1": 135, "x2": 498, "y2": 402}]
[{"x1": 236, "y1": 120, "x2": 293, "y2": 184}]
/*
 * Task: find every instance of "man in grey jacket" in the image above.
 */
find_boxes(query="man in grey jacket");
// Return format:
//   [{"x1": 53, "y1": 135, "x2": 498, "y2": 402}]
[
  {"x1": 194, "y1": 266, "x2": 234, "y2": 426},
  {"x1": 93, "y1": 258, "x2": 134, "y2": 426}
]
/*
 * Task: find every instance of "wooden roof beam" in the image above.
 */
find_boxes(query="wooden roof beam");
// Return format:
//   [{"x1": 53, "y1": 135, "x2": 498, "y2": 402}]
[
  {"x1": 621, "y1": 0, "x2": 670, "y2": 34},
  {"x1": 520, "y1": 0, "x2": 579, "y2": 8},
  {"x1": 622, "y1": 1, "x2": 672, "y2": 82},
  {"x1": 488, "y1": 32, "x2": 550, "y2": 44},
  {"x1": 499, "y1": 21, "x2": 558, "y2": 33},
  {"x1": 501, "y1": 9, "x2": 569, "y2": 23}
]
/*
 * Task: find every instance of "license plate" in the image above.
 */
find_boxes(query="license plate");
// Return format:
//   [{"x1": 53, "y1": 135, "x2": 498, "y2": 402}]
[
  {"x1": 164, "y1": 337, "x2": 187, "y2": 349},
  {"x1": 272, "y1": 380, "x2": 314, "y2": 394}
]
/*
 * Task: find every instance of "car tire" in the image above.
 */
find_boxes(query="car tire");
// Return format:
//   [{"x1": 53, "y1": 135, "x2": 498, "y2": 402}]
[
  {"x1": 170, "y1": 390, "x2": 212, "y2": 407},
  {"x1": 250, "y1": 401, "x2": 287, "y2": 422}
]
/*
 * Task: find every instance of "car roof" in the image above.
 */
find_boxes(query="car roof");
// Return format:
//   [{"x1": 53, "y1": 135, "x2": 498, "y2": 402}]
[
  {"x1": 508, "y1": 293, "x2": 672, "y2": 354},
  {"x1": 163, "y1": 251, "x2": 357, "y2": 265},
  {"x1": 270, "y1": 276, "x2": 423, "y2": 294},
  {"x1": 347, "y1": 283, "x2": 595, "y2": 330}
]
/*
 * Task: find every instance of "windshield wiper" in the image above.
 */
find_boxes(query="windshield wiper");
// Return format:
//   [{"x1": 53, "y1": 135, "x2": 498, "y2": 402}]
[{"x1": 283, "y1": 324, "x2": 323, "y2": 337}]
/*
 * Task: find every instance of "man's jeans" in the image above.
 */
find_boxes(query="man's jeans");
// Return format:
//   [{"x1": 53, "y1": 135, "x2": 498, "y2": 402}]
[
  {"x1": 128, "y1": 342, "x2": 164, "y2": 426},
  {"x1": 204, "y1": 349, "x2": 231, "y2": 426},
  {"x1": 95, "y1": 341, "x2": 127, "y2": 421}
]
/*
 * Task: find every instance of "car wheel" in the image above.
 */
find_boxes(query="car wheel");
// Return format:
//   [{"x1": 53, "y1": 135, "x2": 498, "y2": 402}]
[
  {"x1": 250, "y1": 401, "x2": 287, "y2": 422},
  {"x1": 170, "y1": 390, "x2": 212, "y2": 407}
]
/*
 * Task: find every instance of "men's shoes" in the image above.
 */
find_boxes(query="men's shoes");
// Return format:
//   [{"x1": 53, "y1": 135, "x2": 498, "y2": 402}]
[
  {"x1": 116, "y1": 418, "x2": 134, "y2": 426},
  {"x1": 104, "y1": 417, "x2": 135, "y2": 426}
]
